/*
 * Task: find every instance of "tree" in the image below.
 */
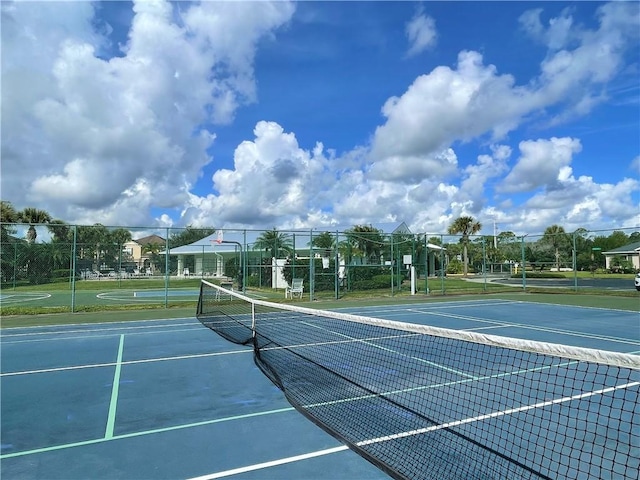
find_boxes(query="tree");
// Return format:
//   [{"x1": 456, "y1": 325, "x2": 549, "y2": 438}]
[
  {"x1": 607, "y1": 230, "x2": 630, "y2": 249},
  {"x1": 76, "y1": 224, "x2": 111, "y2": 270},
  {"x1": 496, "y1": 231, "x2": 520, "y2": 264},
  {"x1": 447, "y1": 216, "x2": 482, "y2": 276},
  {"x1": 572, "y1": 228, "x2": 594, "y2": 271},
  {"x1": 344, "y1": 225, "x2": 384, "y2": 264},
  {"x1": 18, "y1": 207, "x2": 52, "y2": 243},
  {"x1": 110, "y1": 228, "x2": 132, "y2": 247},
  {"x1": 0, "y1": 201, "x2": 19, "y2": 240},
  {"x1": 0, "y1": 201, "x2": 18, "y2": 223},
  {"x1": 311, "y1": 231, "x2": 335, "y2": 257},
  {"x1": 168, "y1": 227, "x2": 215, "y2": 248},
  {"x1": 142, "y1": 242, "x2": 163, "y2": 273},
  {"x1": 107, "y1": 228, "x2": 133, "y2": 271},
  {"x1": 253, "y1": 228, "x2": 293, "y2": 258},
  {"x1": 47, "y1": 219, "x2": 71, "y2": 243},
  {"x1": 541, "y1": 225, "x2": 570, "y2": 272}
]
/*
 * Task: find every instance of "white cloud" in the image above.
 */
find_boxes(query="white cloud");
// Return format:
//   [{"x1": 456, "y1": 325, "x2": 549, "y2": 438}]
[
  {"x1": 368, "y1": 148, "x2": 458, "y2": 183},
  {"x1": 503, "y1": 162, "x2": 639, "y2": 232},
  {"x1": 183, "y1": 121, "x2": 466, "y2": 233},
  {"x1": 372, "y1": 50, "x2": 530, "y2": 163},
  {"x1": 372, "y1": 2, "x2": 639, "y2": 165},
  {"x1": 459, "y1": 145, "x2": 512, "y2": 212},
  {"x1": 1, "y1": 1, "x2": 637, "y2": 236},
  {"x1": 519, "y1": 7, "x2": 577, "y2": 51},
  {"x1": 528, "y1": 2, "x2": 639, "y2": 124},
  {"x1": 405, "y1": 8, "x2": 437, "y2": 57},
  {"x1": 1, "y1": 0, "x2": 294, "y2": 224},
  {"x1": 500, "y1": 137, "x2": 582, "y2": 193},
  {"x1": 183, "y1": 121, "x2": 332, "y2": 228}
]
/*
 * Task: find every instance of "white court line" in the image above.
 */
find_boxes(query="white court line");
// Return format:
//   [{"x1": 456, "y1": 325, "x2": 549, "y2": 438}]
[
  {"x1": 0, "y1": 316, "x2": 197, "y2": 332},
  {"x1": 300, "y1": 320, "x2": 477, "y2": 379},
  {"x1": 0, "y1": 293, "x2": 52, "y2": 304},
  {"x1": 3, "y1": 326, "x2": 415, "y2": 377},
  {"x1": 0, "y1": 405, "x2": 298, "y2": 460},
  {"x1": 409, "y1": 309, "x2": 640, "y2": 347},
  {"x1": 357, "y1": 380, "x2": 640, "y2": 445},
  {"x1": 0, "y1": 348, "x2": 251, "y2": 377},
  {"x1": 348, "y1": 299, "x2": 519, "y2": 312},
  {"x1": 186, "y1": 446, "x2": 349, "y2": 480},
  {"x1": 508, "y1": 299, "x2": 640, "y2": 314},
  {"x1": 104, "y1": 334, "x2": 124, "y2": 439},
  {"x1": 187, "y1": 380, "x2": 640, "y2": 479},
  {"x1": 1, "y1": 326, "x2": 203, "y2": 345},
  {"x1": 2, "y1": 347, "x2": 615, "y2": 460},
  {"x1": 0, "y1": 320, "x2": 200, "y2": 339}
]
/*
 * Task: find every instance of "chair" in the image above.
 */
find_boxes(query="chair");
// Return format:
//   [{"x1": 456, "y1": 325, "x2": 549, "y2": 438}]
[
  {"x1": 216, "y1": 282, "x2": 234, "y2": 301},
  {"x1": 285, "y1": 278, "x2": 304, "y2": 299}
]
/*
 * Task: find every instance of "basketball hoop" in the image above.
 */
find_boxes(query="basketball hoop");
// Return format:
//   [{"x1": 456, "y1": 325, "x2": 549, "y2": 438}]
[{"x1": 216, "y1": 230, "x2": 223, "y2": 244}]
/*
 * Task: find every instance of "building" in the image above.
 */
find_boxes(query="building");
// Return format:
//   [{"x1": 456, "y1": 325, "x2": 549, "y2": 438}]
[
  {"x1": 161, "y1": 232, "x2": 232, "y2": 278},
  {"x1": 602, "y1": 241, "x2": 640, "y2": 271},
  {"x1": 122, "y1": 234, "x2": 166, "y2": 274}
]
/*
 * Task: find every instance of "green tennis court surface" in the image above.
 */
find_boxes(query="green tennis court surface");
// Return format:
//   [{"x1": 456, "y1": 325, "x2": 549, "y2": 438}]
[{"x1": 2, "y1": 297, "x2": 639, "y2": 479}]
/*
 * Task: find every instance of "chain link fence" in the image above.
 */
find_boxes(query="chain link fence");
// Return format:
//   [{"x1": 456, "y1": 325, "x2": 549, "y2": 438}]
[{"x1": 2, "y1": 223, "x2": 638, "y2": 314}]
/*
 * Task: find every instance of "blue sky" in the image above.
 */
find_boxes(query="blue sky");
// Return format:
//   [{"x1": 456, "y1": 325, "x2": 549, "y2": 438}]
[{"x1": 2, "y1": 0, "x2": 639, "y2": 235}]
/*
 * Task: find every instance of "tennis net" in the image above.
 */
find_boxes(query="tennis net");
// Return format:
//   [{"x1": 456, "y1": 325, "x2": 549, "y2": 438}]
[{"x1": 196, "y1": 280, "x2": 639, "y2": 480}]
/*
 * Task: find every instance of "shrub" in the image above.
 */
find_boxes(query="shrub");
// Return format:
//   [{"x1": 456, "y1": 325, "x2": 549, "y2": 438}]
[
  {"x1": 446, "y1": 259, "x2": 463, "y2": 274},
  {"x1": 510, "y1": 272, "x2": 565, "y2": 279}
]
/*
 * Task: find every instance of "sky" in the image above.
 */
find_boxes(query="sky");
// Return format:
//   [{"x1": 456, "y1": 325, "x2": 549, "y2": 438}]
[{"x1": 2, "y1": 0, "x2": 639, "y2": 236}]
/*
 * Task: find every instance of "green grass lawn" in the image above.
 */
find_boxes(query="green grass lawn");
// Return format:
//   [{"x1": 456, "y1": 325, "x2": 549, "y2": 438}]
[
  {"x1": 0, "y1": 278, "x2": 202, "y2": 316},
  {"x1": 2, "y1": 274, "x2": 637, "y2": 327}
]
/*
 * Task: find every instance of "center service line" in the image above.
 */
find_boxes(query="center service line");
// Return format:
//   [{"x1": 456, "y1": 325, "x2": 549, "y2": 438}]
[{"x1": 105, "y1": 334, "x2": 125, "y2": 439}]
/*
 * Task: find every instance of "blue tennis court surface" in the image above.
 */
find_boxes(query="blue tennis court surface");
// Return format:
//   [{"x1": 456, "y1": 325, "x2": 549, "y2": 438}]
[{"x1": 1, "y1": 298, "x2": 638, "y2": 479}]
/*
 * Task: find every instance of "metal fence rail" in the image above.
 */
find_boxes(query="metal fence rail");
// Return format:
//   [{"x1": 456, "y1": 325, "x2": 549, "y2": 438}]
[{"x1": 1, "y1": 223, "x2": 638, "y2": 313}]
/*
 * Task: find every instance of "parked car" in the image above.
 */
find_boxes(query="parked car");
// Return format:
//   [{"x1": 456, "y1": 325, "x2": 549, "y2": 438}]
[{"x1": 635, "y1": 273, "x2": 640, "y2": 291}]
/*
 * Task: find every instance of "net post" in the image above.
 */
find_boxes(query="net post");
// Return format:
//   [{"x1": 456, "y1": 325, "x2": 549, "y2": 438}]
[{"x1": 251, "y1": 301, "x2": 256, "y2": 339}]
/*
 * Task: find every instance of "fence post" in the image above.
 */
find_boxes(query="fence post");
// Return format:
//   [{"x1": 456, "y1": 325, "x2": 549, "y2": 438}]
[
  {"x1": 521, "y1": 235, "x2": 527, "y2": 291},
  {"x1": 440, "y1": 234, "x2": 445, "y2": 294},
  {"x1": 12, "y1": 242, "x2": 17, "y2": 290},
  {"x1": 164, "y1": 228, "x2": 169, "y2": 308},
  {"x1": 424, "y1": 235, "x2": 429, "y2": 295},
  {"x1": 335, "y1": 230, "x2": 339, "y2": 300},
  {"x1": 71, "y1": 225, "x2": 77, "y2": 313},
  {"x1": 243, "y1": 230, "x2": 247, "y2": 293},
  {"x1": 482, "y1": 236, "x2": 487, "y2": 292},
  {"x1": 390, "y1": 235, "x2": 394, "y2": 296},
  {"x1": 573, "y1": 232, "x2": 578, "y2": 292},
  {"x1": 309, "y1": 229, "x2": 314, "y2": 302}
]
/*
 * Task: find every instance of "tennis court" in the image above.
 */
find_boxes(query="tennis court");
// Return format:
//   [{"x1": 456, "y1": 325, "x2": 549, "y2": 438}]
[{"x1": 1, "y1": 294, "x2": 638, "y2": 479}]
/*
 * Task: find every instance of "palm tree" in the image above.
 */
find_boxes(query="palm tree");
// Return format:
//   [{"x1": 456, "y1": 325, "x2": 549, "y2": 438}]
[
  {"x1": 142, "y1": 242, "x2": 163, "y2": 274},
  {"x1": 18, "y1": 207, "x2": 52, "y2": 243},
  {"x1": 254, "y1": 228, "x2": 293, "y2": 258},
  {"x1": 310, "y1": 231, "x2": 335, "y2": 257},
  {"x1": 344, "y1": 225, "x2": 384, "y2": 264},
  {"x1": 76, "y1": 224, "x2": 110, "y2": 270},
  {"x1": 1, "y1": 201, "x2": 19, "y2": 239},
  {"x1": 447, "y1": 216, "x2": 482, "y2": 276},
  {"x1": 541, "y1": 225, "x2": 569, "y2": 272},
  {"x1": 1, "y1": 200, "x2": 18, "y2": 223},
  {"x1": 47, "y1": 219, "x2": 71, "y2": 243}
]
